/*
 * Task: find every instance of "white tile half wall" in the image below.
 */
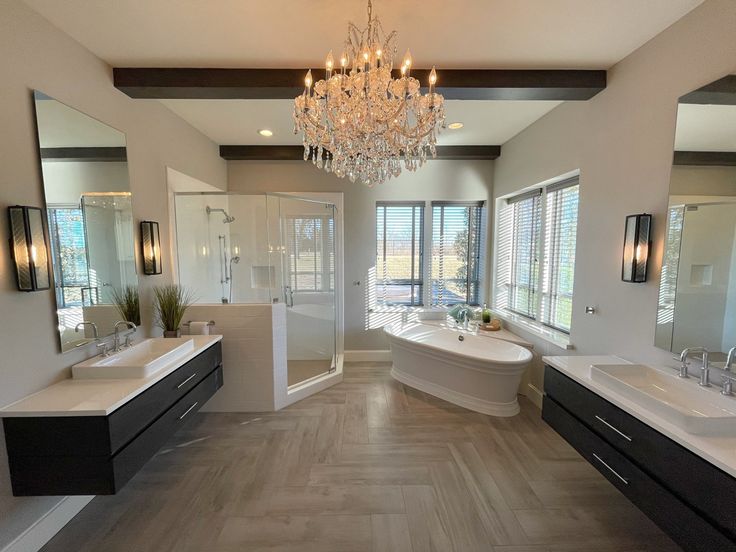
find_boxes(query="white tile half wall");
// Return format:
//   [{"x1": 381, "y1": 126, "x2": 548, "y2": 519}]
[{"x1": 183, "y1": 303, "x2": 287, "y2": 412}]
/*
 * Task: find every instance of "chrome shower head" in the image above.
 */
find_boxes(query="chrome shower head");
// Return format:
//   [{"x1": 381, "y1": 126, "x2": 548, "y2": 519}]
[{"x1": 206, "y1": 206, "x2": 236, "y2": 224}]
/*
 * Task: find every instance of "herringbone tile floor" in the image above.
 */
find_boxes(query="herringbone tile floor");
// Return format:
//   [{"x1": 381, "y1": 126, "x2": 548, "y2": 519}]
[{"x1": 41, "y1": 362, "x2": 681, "y2": 551}]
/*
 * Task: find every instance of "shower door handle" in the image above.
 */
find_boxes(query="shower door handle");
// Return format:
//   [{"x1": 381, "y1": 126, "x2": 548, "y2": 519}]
[{"x1": 284, "y1": 286, "x2": 294, "y2": 307}]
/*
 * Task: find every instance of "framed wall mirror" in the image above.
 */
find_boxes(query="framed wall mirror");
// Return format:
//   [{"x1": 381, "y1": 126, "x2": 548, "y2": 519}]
[
  {"x1": 655, "y1": 74, "x2": 736, "y2": 359},
  {"x1": 32, "y1": 91, "x2": 140, "y2": 353}
]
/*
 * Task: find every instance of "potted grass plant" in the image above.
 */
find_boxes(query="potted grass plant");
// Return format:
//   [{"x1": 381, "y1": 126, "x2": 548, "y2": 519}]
[
  {"x1": 153, "y1": 284, "x2": 195, "y2": 338},
  {"x1": 110, "y1": 286, "x2": 141, "y2": 326}
]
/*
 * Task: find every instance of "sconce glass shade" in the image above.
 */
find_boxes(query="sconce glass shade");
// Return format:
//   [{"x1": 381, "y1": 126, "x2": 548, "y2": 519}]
[
  {"x1": 140, "y1": 220, "x2": 162, "y2": 275},
  {"x1": 8, "y1": 206, "x2": 50, "y2": 292},
  {"x1": 622, "y1": 213, "x2": 652, "y2": 283}
]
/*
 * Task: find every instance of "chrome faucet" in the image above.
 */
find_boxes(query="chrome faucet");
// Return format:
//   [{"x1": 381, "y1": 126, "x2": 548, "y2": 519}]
[
  {"x1": 679, "y1": 347, "x2": 710, "y2": 387},
  {"x1": 113, "y1": 321, "x2": 137, "y2": 352},
  {"x1": 457, "y1": 307, "x2": 471, "y2": 330},
  {"x1": 75, "y1": 321, "x2": 99, "y2": 340},
  {"x1": 75, "y1": 322, "x2": 109, "y2": 356},
  {"x1": 722, "y1": 346, "x2": 736, "y2": 396}
]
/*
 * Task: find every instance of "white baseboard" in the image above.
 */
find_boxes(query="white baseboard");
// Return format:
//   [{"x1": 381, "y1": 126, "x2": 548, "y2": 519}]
[
  {"x1": 526, "y1": 383, "x2": 544, "y2": 410},
  {"x1": 344, "y1": 350, "x2": 392, "y2": 363},
  {"x1": 1, "y1": 496, "x2": 93, "y2": 552}
]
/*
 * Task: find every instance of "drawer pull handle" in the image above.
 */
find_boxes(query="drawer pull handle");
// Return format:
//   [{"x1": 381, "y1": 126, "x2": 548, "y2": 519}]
[
  {"x1": 179, "y1": 402, "x2": 199, "y2": 420},
  {"x1": 594, "y1": 415, "x2": 632, "y2": 442},
  {"x1": 177, "y1": 373, "x2": 198, "y2": 389},
  {"x1": 592, "y1": 453, "x2": 629, "y2": 485}
]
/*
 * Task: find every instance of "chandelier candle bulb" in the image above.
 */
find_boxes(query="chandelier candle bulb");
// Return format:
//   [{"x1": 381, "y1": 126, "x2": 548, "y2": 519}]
[
  {"x1": 304, "y1": 69, "x2": 313, "y2": 96},
  {"x1": 429, "y1": 66, "x2": 437, "y2": 94},
  {"x1": 325, "y1": 50, "x2": 334, "y2": 78},
  {"x1": 403, "y1": 49, "x2": 412, "y2": 75}
]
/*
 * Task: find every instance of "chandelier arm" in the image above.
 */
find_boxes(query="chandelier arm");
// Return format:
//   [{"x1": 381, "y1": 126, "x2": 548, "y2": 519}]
[{"x1": 390, "y1": 117, "x2": 440, "y2": 141}]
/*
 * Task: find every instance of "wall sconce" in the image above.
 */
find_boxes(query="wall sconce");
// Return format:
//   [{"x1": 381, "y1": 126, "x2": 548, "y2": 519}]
[
  {"x1": 7, "y1": 206, "x2": 51, "y2": 292},
  {"x1": 622, "y1": 213, "x2": 652, "y2": 283},
  {"x1": 140, "y1": 220, "x2": 162, "y2": 275}
]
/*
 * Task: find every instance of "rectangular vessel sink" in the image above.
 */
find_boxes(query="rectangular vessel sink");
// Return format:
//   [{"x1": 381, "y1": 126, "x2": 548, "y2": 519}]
[
  {"x1": 73, "y1": 338, "x2": 195, "y2": 379},
  {"x1": 590, "y1": 364, "x2": 736, "y2": 436}
]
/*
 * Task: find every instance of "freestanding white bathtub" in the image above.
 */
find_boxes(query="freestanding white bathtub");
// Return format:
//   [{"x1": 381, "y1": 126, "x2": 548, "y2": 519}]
[{"x1": 385, "y1": 322, "x2": 533, "y2": 416}]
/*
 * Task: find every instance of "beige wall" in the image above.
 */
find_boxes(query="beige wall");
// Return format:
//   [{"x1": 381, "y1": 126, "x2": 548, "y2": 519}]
[
  {"x1": 670, "y1": 164, "x2": 736, "y2": 196},
  {"x1": 492, "y1": 0, "x2": 736, "y2": 398},
  {"x1": 227, "y1": 159, "x2": 494, "y2": 351},
  {"x1": 0, "y1": 0, "x2": 226, "y2": 547}
]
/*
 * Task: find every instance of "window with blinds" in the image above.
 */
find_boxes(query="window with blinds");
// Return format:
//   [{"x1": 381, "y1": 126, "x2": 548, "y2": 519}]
[
  {"x1": 376, "y1": 202, "x2": 424, "y2": 305},
  {"x1": 496, "y1": 191, "x2": 542, "y2": 319},
  {"x1": 285, "y1": 216, "x2": 334, "y2": 292},
  {"x1": 656, "y1": 206, "x2": 685, "y2": 326},
  {"x1": 47, "y1": 206, "x2": 90, "y2": 308},
  {"x1": 495, "y1": 176, "x2": 580, "y2": 332},
  {"x1": 540, "y1": 180, "x2": 580, "y2": 332},
  {"x1": 431, "y1": 202, "x2": 484, "y2": 306}
]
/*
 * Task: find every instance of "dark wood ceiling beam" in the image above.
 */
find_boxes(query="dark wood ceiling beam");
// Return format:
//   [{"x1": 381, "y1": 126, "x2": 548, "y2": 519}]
[
  {"x1": 40, "y1": 147, "x2": 127, "y2": 162},
  {"x1": 114, "y1": 68, "x2": 606, "y2": 101},
  {"x1": 679, "y1": 75, "x2": 736, "y2": 105},
  {"x1": 220, "y1": 145, "x2": 501, "y2": 161},
  {"x1": 673, "y1": 151, "x2": 736, "y2": 166}
]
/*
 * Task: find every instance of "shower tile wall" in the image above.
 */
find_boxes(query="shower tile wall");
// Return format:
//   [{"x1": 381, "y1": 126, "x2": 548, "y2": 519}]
[
  {"x1": 175, "y1": 194, "x2": 273, "y2": 304},
  {"x1": 227, "y1": 195, "x2": 273, "y2": 303},
  {"x1": 175, "y1": 195, "x2": 230, "y2": 303},
  {"x1": 184, "y1": 303, "x2": 287, "y2": 412}
]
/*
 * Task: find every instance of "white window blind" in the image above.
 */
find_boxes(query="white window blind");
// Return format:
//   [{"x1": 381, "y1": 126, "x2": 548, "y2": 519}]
[
  {"x1": 540, "y1": 180, "x2": 579, "y2": 333},
  {"x1": 497, "y1": 191, "x2": 542, "y2": 319},
  {"x1": 285, "y1": 216, "x2": 334, "y2": 292},
  {"x1": 431, "y1": 202, "x2": 484, "y2": 306},
  {"x1": 376, "y1": 202, "x2": 424, "y2": 305},
  {"x1": 656, "y1": 206, "x2": 684, "y2": 326}
]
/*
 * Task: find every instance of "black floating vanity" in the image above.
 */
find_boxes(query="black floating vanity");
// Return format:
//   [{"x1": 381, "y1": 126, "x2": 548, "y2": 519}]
[
  {"x1": 543, "y1": 363, "x2": 736, "y2": 552},
  {"x1": 2, "y1": 339, "x2": 222, "y2": 496}
]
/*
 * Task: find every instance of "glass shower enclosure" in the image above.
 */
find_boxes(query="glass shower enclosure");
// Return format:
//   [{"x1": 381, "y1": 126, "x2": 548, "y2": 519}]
[{"x1": 174, "y1": 192, "x2": 338, "y2": 388}]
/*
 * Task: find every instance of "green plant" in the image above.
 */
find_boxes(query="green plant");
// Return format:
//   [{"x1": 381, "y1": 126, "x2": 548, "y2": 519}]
[
  {"x1": 110, "y1": 286, "x2": 141, "y2": 326},
  {"x1": 153, "y1": 284, "x2": 195, "y2": 332}
]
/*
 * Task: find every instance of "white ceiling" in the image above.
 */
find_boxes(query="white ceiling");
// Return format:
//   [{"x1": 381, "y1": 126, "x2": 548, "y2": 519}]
[
  {"x1": 23, "y1": 0, "x2": 704, "y2": 151},
  {"x1": 160, "y1": 99, "x2": 561, "y2": 146},
  {"x1": 675, "y1": 104, "x2": 736, "y2": 152},
  {"x1": 24, "y1": 0, "x2": 703, "y2": 69}
]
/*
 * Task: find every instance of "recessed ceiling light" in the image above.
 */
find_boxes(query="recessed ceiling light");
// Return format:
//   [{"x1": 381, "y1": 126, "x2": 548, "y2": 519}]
[
  {"x1": 258, "y1": 129, "x2": 274, "y2": 137},
  {"x1": 448, "y1": 122, "x2": 464, "y2": 130}
]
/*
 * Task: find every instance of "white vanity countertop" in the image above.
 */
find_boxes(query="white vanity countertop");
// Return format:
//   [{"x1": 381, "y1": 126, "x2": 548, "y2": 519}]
[
  {"x1": 0, "y1": 335, "x2": 223, "y2": 418},
  {"x1": 544, "y1": 355, "x2": 736, "y2": 479}
]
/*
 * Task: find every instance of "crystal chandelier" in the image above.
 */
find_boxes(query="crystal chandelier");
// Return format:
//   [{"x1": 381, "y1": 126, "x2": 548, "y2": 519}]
[{"x1": 293, "y1": 0, "x2": 445, "y2": 187}]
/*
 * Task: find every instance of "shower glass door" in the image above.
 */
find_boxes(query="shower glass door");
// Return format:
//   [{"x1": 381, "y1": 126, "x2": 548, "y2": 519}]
[{"x1": 269, "y1": 195, "x2": 337, "y2": 387}]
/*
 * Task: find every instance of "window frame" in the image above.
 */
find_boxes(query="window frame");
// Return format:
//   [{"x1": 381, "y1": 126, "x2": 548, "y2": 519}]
[
  {"x1": 375, "y1": 201, "x2": 425, "y2": 307},
  {"x1": 430, "y1": 201, "x2": 486, "y2": 307},
  {"x1": 493, "y1": 174, "x2": 580, "y2": 335},
  {"x1": 374, "y1": 200, "x2": 487, "y2": 309},
  {"x1": 47, "y1": 204, "x2": 91, "y2": 309}
]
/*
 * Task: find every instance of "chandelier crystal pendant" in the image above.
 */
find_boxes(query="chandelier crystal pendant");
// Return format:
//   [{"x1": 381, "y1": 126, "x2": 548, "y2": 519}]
[{"x1": 293, "y1": 0, "x2": 445, "y2": 187}]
